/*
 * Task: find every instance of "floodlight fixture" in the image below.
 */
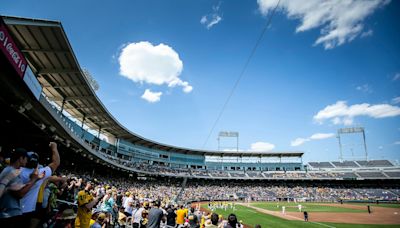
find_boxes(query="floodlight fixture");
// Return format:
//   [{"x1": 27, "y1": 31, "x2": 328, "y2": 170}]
[
  {"x1": 337, "y1": 127, "x2": 368, "y2": 161},
  {"x1": 218, "y1": 131, "x2": 239, "y2": 152}
]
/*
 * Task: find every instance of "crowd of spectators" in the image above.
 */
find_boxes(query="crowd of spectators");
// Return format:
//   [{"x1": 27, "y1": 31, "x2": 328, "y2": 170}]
[
  {"x1": 0, "y1": 143, "x2": 399, "y2": 228},
  {"x1": 181, "y1": 182, "x2": 400, "y2": 202},
  {"x1": 0, "y1": 143, "x2": 249, "y2": 228}
]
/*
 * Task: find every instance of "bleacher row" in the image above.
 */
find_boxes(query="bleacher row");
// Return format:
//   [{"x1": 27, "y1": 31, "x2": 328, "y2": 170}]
[
  {"x1": 309, "y1": 160, "x2": 394, "y2": 169},
  {"x1": 87, "y1": 151, "x2": 400, "y2": 179}
]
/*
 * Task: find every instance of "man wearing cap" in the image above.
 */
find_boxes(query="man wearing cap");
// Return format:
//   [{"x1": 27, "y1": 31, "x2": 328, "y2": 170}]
[
  {"x1": 19, "y1": 142, "x2": 60, "y2": 227},
  {"x1": 91, "y1": 213, "x2": 107, "y2": 228},
  {"x1": 76, "y1": 180, "x2": 101, "y2": 228},
  {"x1": 0, "y1": 148, "x2": 43, "y2": 228},
  {"x1": 123, "y1": 192, "x2": 134, "y2": 216}
]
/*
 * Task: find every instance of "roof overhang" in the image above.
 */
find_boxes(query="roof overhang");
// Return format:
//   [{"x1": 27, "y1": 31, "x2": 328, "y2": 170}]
[{"x1": 2, "y1": 15, "x2": 304, "y2": 158}]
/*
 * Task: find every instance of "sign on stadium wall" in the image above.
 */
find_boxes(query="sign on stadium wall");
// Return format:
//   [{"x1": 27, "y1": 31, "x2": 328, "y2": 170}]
[
  {"x1": 0, "y1": 19, "x2": 27, "y2": 78},
  {"x1": 23, "y1": 66, "x2": 42, "y2": 100}
]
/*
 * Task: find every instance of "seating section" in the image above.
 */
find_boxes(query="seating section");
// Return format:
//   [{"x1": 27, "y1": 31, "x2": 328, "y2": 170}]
[
  {"x1": 210, "y1": 171, "x2": 230, "y2": 178},
  {"x1": 332, "y1": 161, "x2": 359, "y2": 168},
  {"x1": 356, "y1": 189, "x2": 398, "y2": 200},
  {"x1": 357, "y1": 160, "x2": 393, "y2": 167},
  {"x1": 357, "y1": 172, "x2": 385, "y2": 178},
  {"x1": 336, "y1": 172, "x2": 358, "y2": 179},
  {"x1": 247, "y1": 172, "x2": 264, "y2": 178},
  {"x1": 309, "y1": 162, "x2": 334, "y2": 168},
  {"x1": 230, "y1": 172, "x2": 247, "y2": 178},
  {"x1": 384, "y1": 172, "x2": 400, "y2": 178},
  {"x1": 390, "y1": 189, "x2": 400, "y2": 196},
  {"x1": 191, "y1": 170, "x2": 210, "y2": 177},
  {"x1": 308, "y1": 172, "x2": 338, "y2": 178}
]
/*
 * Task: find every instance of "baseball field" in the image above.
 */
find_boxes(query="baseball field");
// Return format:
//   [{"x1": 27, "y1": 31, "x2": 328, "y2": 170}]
[{"x1": 200, "y1": 202, "x2": 400, "y2": 228}]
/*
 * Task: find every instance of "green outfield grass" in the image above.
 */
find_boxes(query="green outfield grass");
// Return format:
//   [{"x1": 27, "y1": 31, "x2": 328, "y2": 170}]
[
  {"x1": 251, "y1": 202, "x2": 366, "y2": 213},
  {"x1": 348, "y1": 203, "x2": 400, "y2": 208},
  {"x1": 201, "y1": 204, "x2": 399, "y2": 228}
]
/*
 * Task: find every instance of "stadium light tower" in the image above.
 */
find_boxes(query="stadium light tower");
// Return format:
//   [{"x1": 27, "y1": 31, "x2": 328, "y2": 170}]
[
  {"x1": 218, "y1": 131, "x2": 239, "y2": 152},
  {"x1": 82, "y1": 68, "x2": 99, "y2": 91},
  {"x1": 337, "y1": 127, "x2": 368, "y2": 161}
]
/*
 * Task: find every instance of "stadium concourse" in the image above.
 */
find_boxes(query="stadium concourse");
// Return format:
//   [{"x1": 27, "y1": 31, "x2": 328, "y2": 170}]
[{"x1": 0, "y1": 15, "x2": 400, "y2": 228}]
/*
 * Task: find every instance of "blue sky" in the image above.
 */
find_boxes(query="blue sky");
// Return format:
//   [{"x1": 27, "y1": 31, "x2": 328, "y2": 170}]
[{"x1": 2, "y1": 0, "x2": 400, "y2": 162}]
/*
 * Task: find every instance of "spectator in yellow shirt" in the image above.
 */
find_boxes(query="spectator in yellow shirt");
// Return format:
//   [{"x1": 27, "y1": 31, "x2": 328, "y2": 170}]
[
  {"x1": 176, "y1": 205, "x2": 187, "y2": 226},
  {"x1": 75, "y1": 181, "x2": 100, "y2": 228}
]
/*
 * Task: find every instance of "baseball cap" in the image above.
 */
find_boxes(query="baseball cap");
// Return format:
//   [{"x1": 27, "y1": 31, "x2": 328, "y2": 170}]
[
  {"x1": 58, "y1": 209, "x2": 76, "y2": 220},
  {"x1": 98, "y1": 213, "x2": 106, "y2": 220},
  {"x1": 26, "y1": 151, "x2": 39, "y2": 168}
]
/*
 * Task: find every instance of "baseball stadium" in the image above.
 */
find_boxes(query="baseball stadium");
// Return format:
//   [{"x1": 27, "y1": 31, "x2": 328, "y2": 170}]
[{"x1": 0, "y1": 5, "x2": 400, "y2": 228}]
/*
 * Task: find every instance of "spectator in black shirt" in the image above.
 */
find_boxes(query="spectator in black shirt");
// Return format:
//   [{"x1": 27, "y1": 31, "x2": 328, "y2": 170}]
[{"x1": 166, "y1": 205, "x2": 177, "y2": 227}]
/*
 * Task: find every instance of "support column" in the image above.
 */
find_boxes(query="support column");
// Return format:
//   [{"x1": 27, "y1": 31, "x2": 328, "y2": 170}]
[
  {"x1": 97, "y1": 127, "x2": 101, "y2": 151},
  {"x1": 362, "y1": 130, "x2": 368, "y2": 161},
  {"x1": 80, "y1": 115, "x2": 86, "y2": 138},
  {"x1": 337, "y1": 133, "x2": 343, "y2": 162},
  {"x1": 60, "y1": 98, "x2": 66, "y2": 113}
]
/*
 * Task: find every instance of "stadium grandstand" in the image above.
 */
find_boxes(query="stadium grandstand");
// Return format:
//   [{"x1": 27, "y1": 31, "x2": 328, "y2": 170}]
[{"x1": 0, "y1": 15, "x2": 399, "y2": 228}]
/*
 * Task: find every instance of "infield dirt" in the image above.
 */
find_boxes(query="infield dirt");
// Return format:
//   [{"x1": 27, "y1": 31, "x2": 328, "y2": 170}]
[{"x1": 245, "y1": 203, "x2": 400, "y2": 225}]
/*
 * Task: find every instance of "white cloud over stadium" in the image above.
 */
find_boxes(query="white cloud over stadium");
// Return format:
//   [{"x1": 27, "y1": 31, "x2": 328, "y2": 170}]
[
  {"x1": 392, "y1": 97, "x2": 400, "y2": 104},
  {"x1": 200, "y1": 2, "x2": 222, "y2": 29},
  {"x1": 313, "y1": 101, "x2": 400, "y2": 126},
  {"x1": 250, "y1": 141, "x2": 275, "y2": 152},
  {"x1": 141, "y1": 89, "x2": 162, "y2": 103},
  {"x1": 393, "y1": 73, "x2": 400, "y2": 81},
  {"x1": 257, "y1": 0, "x2": 389, "y2": 49},
  {"x1": 291, "y1": 133, "x2": 335, "y2": 147},
  {"x1": 118, "y1": 41, "x2": 192, "y2": 102}
]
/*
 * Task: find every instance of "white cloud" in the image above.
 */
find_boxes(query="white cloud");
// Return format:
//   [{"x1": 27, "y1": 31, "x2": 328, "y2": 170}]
[
  {"x1": 141, "y1": 89, "x2": 162, "y2": 103},
  {"x1": 392, "y1": 97, "x2": 400, "y2": 104},
  {"x1": 361, "y1": 29, "x2": 373, "y2": 38},
  {"x1": 222, "y1": 148, "x2": 241, "y2": 152},
  {"x1": 356, "y1": 84, "x2": 373, "y2": 93},
  {"x1": 314, "y1": 101, "x2": 400, "y2": 125},
  {"x1": 200, "y1": 16, "x2": 207, "y2": 25},
  {"x1": 168, "y1": 78, "x2": 193, "y2": 93},
  {"x1": 118, "y1": 41, "x2": 192, "y2": 94},
  {"x1": 257, "y1": 0, "x2": 389, "y2": 49},
  {"x1": 309, "y1": 133, "x2": 335, "y2": 140},
  {"x1": 291, "y1": 133, "x2": 335, "y2": 147},
  {"x1": 290, "y1": 138, "x2": 310, "y2": 147},
  {"x1": 393, "y1": 73, "x2": 400, "y2": 81},
  {"x1": 250, "y1": 141, "x2": 275, "y2": 152},
  {"x1": 394, "y1": 141, "x2": 400, "y2": 145},
  {"x1": 200, "y1": 2, "x2": 223, "y2": 29}
]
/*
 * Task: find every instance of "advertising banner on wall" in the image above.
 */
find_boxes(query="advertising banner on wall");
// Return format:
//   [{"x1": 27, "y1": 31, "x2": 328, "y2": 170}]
[
  {"x1": 0, "y1": 18, "x2": 27, "y2": 78},
  {"x1": 23, "y1": 66, "x2": 42, "y2": 100}
]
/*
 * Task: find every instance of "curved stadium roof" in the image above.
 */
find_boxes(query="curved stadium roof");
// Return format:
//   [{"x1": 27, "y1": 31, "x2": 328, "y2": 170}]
[{"x1": 2, "y1": 15, "x2": 303, "y2": 157}]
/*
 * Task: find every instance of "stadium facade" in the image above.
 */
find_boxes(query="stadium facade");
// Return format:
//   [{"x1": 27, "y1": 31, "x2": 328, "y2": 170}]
[{"x1": 1, "y1": 16, "x2": 399, "y2": 181}]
